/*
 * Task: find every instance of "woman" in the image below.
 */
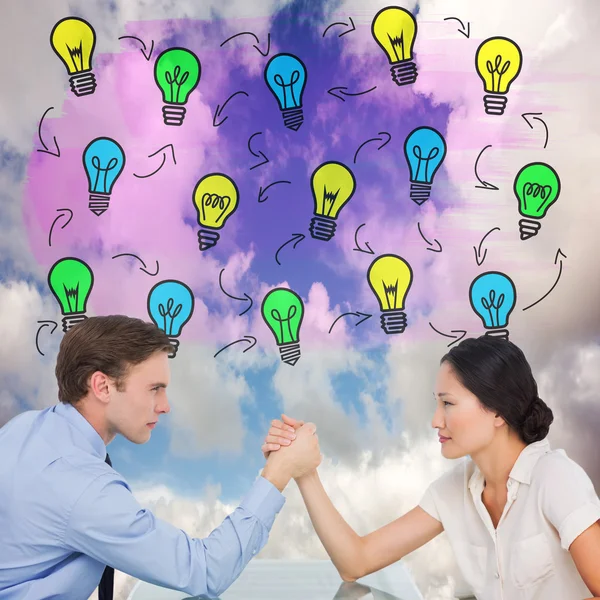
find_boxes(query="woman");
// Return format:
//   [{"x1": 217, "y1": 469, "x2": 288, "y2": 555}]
[{"x1": 262, "y1": 336, "x2": 600, "y2": 600}]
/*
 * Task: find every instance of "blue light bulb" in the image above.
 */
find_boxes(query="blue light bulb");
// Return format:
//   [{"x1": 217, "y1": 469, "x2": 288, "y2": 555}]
[
  {"x1": 469, "y1": 271, "x2": 516, "y2": 339},
  {"x1": 82, "y1": 137, "x2": 126, "y2": 216},
  {"x1": 264, "y1": 53, "x2": 307, "y2": 131},
  {"x1": 147, "y1": 279, "x2": 195, "y2": 358},
  {"x1": 403, "y1": 126, "x2": 447, "y2": 205}
]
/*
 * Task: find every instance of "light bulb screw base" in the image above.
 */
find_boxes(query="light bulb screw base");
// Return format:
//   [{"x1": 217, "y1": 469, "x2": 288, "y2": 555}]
[
  {"x1": 167, "y1": 337, "x2": 180, "y2": 358},
  {"x1": 518, "y1": 218, "x2": 541, "y2": 240},
  {"x1": 279, "y1": 342, "x2": 301, "y2": 366},
  {"x1": 89, "y1": 194, "x2": 110, "y2": 216},
  {"x1": 380, "y1": 310, "x2": 407, "y2": 334},
  {"x1": 483, "y1": 94, "x2": 507, "y2": 116},
  {"x1": 69, "y1": 71, "x2": 97, "y2": 97},
  {"x1": 484, "y1": 328, "x2": 509, "y2": 340},
  {"x1": 162, "y1": 104, "x2": 187, "y2": 126},
  {"x1": 198, "y1": 229, "x2": 220, "y2": 251},
  {"x1": 390, "y1": 61, "x2": 418, "y2": 86},
  {"x1": 62, "y1": 313, "x2": 87, "y2": 333},
  {"x1": 309, "y1": 216, "x2": 336, "y2": 241},
  {"x1": 410, "y1": 183, "x2": 432, "y2": 205},
  {"x1": 282, "y1": 107, "x2": 304, "y2": 131}
]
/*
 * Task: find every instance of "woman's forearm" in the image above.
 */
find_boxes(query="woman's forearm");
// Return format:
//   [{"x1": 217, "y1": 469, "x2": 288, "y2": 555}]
[{"x1": 295, "y1": 470, "x2": 363, "y2": 581}]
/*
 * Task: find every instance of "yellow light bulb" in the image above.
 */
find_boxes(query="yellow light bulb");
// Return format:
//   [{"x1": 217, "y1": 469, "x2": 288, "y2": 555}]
[
  {"x1": 367, "y1": 254, "x2": 413, "y2": 334},
  {"x1": 309, "y1": 161, "x2": 356, "y2": 241},
  {"x1": 50, "y1": 17, "x2": 97, "y2": 96},
  {"x1": 371, "y1": 6, "x2": 418, "y2": 86},
  {"x1": 475, "y1": 36, "x2": 522, "y2": 115},
  {"x1": 192, "y1": 173, "x2": 239, "y2": 251}
]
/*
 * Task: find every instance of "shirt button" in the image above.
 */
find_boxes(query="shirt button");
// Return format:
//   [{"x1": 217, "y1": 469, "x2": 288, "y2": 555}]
[
  {"x1": 252, "y1": 549, "x2": 257, "y2": 555},
  {"x1": 495, "y1": 572, "x2": 500, "y2": 579}
]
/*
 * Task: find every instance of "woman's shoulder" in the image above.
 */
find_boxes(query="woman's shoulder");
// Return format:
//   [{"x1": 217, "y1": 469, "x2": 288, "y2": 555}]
[{"x1": 532, "y1": 446, "x2": 591, "y2": 484}]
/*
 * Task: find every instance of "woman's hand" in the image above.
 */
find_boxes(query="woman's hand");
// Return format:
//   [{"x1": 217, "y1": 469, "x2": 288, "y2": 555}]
[{"x1": 262, "y1": 413, "x2": 306, "y2": 459}]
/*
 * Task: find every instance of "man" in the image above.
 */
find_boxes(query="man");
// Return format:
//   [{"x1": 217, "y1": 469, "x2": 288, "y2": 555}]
[{"x1": 0, "y1": 315, "x2": 321, "y2": 600}]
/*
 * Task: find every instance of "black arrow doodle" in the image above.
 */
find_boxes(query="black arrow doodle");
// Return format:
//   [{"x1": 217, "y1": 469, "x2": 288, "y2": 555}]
[
  {"x1": 443, "y1": 17, "x2": 470, "y2": 38},
  {"x1": 220, "y1": 31, "x2": 271, "y2": 57},
  {"x1": 258, "y1": 180, "x2": 292, "y2": 203},
  {"x1": 48, "y1": 208, "x2": 73, "y2": 247},
  {"x1": 37, "y1": 107, "x2": 60, "y2": 157},
  {"x1": 353, "y1": 132, "x2": 392, "y2": 164},
  {"x1": 36, "y1": 320, "x2": 58, "y2": 356},
  {"x1": 322, "y1": 17, "x2": 356, "y2": 38},
  {"x1": 118, "y1": 35, "x2": 154, "y2": 60},
  {"x1": 522, "y1": 249, "x2": 567, "y2": 311},
  {"x1": 474, "y1": 145, "x2": 499, "y2": 191},
  {"x1": 275, "y1": 233, "x2": 305, "y2": 266},
  {"x1": 352, "y1": 223, "x2": 374, "y2": 255},
  {"x1": 522, "y1": 112, "x2": 549, "y2": 149},
  {"x1": 248, "y1": 132, "x2": 269, "y2": 170},
  {"x1": 133, "y1": 144, "x2": 176, "y2": 179},
  {"x1": 327, "y1": 85, "x2": 377, "y2": 102},
  {"x1": 218, "y1": 268, "x2": 253, "y2": 316},
  {"x1": 417, "y1": 222, "x2": 442, "y2": 253},
  {"x1": 214, "y1": 335, "x2": 257, "y2": 358},
  {"x1": 328, "y1": 311, "x2": 372, "y2": 334},
  {"x1": 112, "y1": 253, "x2": 160, "y2": 276},
  {"x1": 429, "y1": 322, "x2": 467, "y2": 347},
  {"x1": 213, "y1": 91, "x2": 250, "y2": 126},
  {"x1": 473, "y1": 227, "x2": 500, "y2": 266}
]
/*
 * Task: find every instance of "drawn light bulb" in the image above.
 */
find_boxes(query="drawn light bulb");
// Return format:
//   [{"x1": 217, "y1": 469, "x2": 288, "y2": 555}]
[
  {"x1": 50, "y1": 17, "x2": 97, "y2": 96},
  {"x1": 371, "y1": 6, "x2": 418, "y2": 86},
  {"x1": 154, "y1": 47, "x2": 201, "y2": 126},
  {"x1": 264, "y1": 53, "x2": 307, "y2": 131},
  {"x1": 367, "y1": 254, "x2": 413, "y2": 334},
  {"x1": 192, "y1": 173, "x2": 239, "y2": 251},
  {"x1": 261, "y1": 287, "x2": 304, "y2": 366},
  {"x1": 48, "y1": 257, "x2": 94, "y2": 333},
  {"x1": 148, "y1": 280, "x2": 195, "y2": 358},
  {"x1": 475, "y1": 37, "x2": 522, "y2": 116},
  {"x1": 513, "y1": 162, "x2": 561, "y2": 240},
  {"x1": 82, "y1": 137, "x2": 126, "y2": 216},
  {"x1": 404, "y1": 127, "x2": 447, "y2": 205},
  {"x1": 469, "y1": 271, "x2": 516, "y2": 340},
  {"x1": 309, "y1": 161, "x2": 356, "y2": 241}
]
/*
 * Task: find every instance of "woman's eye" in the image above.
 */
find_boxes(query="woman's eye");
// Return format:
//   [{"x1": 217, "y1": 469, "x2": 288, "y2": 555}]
[{"x1": 443, "y1": 401, "x2": 452, "y2": 406}]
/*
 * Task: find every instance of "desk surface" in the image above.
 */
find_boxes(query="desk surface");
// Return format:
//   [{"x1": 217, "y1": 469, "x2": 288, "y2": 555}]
[{"x1": 127, "y1": 559, "x2": 424, "y2": 600}]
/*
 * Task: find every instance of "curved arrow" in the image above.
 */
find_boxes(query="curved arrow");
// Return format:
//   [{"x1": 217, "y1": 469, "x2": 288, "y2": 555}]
[
  {"x1": 522, "y1": 113, "x2": 549, "y2": 149},
  {"x1": 214, "y1": 335, "x2": 257, "y2": 358},
  {"x1": 275, "y1": 233, "x2": 305, "y2": 266},
  {"x1": 353, "y1": 132, "x2": 391, "y2": 164},
  {"x1": 429, "y1": 322, "x2": 467, "y2": 347},
  {"x1": 258, "y1": 180, "x2": 292, "y2": 203},
  {"x1": 133, "y1": 144, "x2": 176, "y2": 179},
  {"x1": 213, "y1": 91, "x2": 249, "y2": 127},
  {"x1": 328, "y1": 85, "x2": 377, "y2": 102},
  {"x1": 118, "y1": 35, "x2": 154, "y2": 60},
  {"x1": 473, "y1": 226, "x2": 500, "y2": 266},
  {"x1": 322, "y1": 17, "x2": 356, "y2": 38},
  {"x1": 417, "y1": 222, "x2": 442, "y2": 253},
  {"x1": 37, "y1": 107, "x2": 60, "y2": 157},
  {"x1": 248, "y1": 132, "x2": 269, "y2": 170},
  {"x1": 352, "y1": 223, "x2": 374, "y2": 255},
  {"x1": 522, "y1": 249, "x2": 566, "y2": 311},
  {"x1": 328, "y1": 311, "x2": 372, "y2": 334},
  {"x1": 36, "y1": 320, "x2": 58, "y2": 356},
  {"x1": 112, "y1": 253, "x2": 159, "y2": 276},
  {"x1": 220, "y1": 31, "x2": 271, "y2": 56},
  {"x1": 218, "y1": 268, "x2": 253, "y2": 316},
  {"x1": 474, "y1": 145, "x2": 499, "y2": 190},
  {"x1": 48, "y1": 208, "x2": 73, "y2": 247},
  {"x1": 443, "y1": 17, "x2": 470, "y2": 38}
]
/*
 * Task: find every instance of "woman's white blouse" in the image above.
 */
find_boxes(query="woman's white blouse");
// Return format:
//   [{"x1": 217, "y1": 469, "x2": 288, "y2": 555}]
[{"x1": 419, "y1": 439, "x2": 600, "y2": 599}]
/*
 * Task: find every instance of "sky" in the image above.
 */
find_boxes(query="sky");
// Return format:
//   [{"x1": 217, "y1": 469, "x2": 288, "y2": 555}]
[{"x1": 1, "y1": 0, "x2": 600, "y2": 599}]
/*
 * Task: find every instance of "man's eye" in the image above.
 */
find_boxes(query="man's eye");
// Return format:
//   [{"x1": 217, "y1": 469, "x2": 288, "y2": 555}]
[{"x1": 152, "y1": 386, "x2": 160, "y2": 392}]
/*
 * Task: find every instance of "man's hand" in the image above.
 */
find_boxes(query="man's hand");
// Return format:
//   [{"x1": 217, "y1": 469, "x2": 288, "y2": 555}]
[{"x1": 262, "y1": 414, "x2": 305, "y2": 459}]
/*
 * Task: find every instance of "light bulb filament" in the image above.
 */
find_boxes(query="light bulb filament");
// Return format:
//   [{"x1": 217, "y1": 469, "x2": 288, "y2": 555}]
[
  {"x1": 387, "y1": 31, "x2": 406, "y2": 62},
  {"x1": 485, "y1": 54, "x2": 511, "y2": 93},
  {"x1": 273, "y1": 70, "x2": 301, "y2": 109},
  {"x1": 480, "y1": 289, "x2": 505, "y2": 327},
  {"x1": 270, "y1": 306, "x2": 298, "y2": 342},
  {"x1": 523, "y1": 183, "x2": 552, "y2": 213},
  {"x1": 65, "y1": 42, "x2": 85, "y2": 71},
  {"x1": 322, "y1": 185, "x2": 340, "y2": 217},
  {"x1": 382, "y1": 279, "x2": 399, "y2": 309},
  {"x1": 411, "y1": 145, "x2": 440, "y2": 181},
  {"x1": 158, "y1": 297, "x2": 183, "y2": 335},
  {"x1": 91, "y1": 156, "x2": 119, "y2": 194},
  {"x1": 63, "y1": 283, "x2": 80, "y2": 311},
  {"x1": 201, "y1": 192, "x2": 231, "y2": 226},
  {"x1": 164, "y1": 65, "x2": 191, "y2": 103}
]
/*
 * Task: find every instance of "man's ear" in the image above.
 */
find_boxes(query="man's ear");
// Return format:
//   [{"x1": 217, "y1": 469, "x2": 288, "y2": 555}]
[{"x1": 89, "y1": 371, "x2": 111, "y2": 400}]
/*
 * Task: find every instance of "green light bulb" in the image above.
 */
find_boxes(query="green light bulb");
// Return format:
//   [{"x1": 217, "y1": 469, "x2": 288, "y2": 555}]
[
  {"x1": 513, "y1": 162, "x2": 561, "y2": 240},
  {"x1": 154, "y1": 47, "x2": 201, "y2": 126},
  {"x1": 48, "y1": 257, "x2": 94, "y2": 332},
  {"x1": 261, "y1": 287, "x2": 304, "y2": 366}
]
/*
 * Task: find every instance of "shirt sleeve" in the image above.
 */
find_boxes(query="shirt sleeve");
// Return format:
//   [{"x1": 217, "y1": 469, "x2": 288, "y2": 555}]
[
  {"x1": 62, "y1": 473, "x2": 285, "y2": 598},
  {"x1": 419, "y1": 481, "x2": 442, "y2": 522},
  {"x1": 538, "y1": 451, "x2": 600, "y2": 551}
]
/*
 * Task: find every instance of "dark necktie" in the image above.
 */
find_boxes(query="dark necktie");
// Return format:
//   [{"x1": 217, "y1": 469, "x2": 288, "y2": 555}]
[{"x1": 98, "y1": 453, "x2": 114, "y2": 600}]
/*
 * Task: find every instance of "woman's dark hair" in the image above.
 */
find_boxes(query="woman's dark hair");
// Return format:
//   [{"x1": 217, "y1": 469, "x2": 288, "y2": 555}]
[{"x1": 440, "y1": 336, "x2": 553, "y2": 444}]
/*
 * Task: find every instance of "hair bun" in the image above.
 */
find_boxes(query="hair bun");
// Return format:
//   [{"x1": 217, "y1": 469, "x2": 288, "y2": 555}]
[{"x1": 521, "y1": 395, "x2": 554, "y2": 444}]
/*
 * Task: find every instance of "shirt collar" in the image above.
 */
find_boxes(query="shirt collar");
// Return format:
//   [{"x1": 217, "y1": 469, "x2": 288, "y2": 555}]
[
  {"x1": 468, "y1": 438, "x2": 552, "y2": 492},
  {"x1": 52, "y1": 401, "x2": 108, "y2": 461}
]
